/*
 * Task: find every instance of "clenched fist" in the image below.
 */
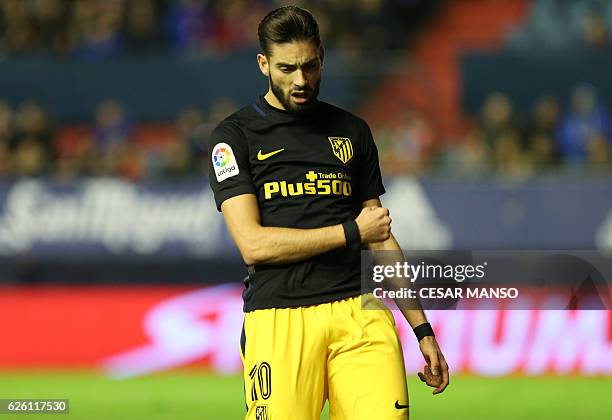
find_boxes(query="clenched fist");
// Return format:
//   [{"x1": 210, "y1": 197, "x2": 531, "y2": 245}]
[{"x1": 355, "y1": 206, "x2": 392, "y2": 244}]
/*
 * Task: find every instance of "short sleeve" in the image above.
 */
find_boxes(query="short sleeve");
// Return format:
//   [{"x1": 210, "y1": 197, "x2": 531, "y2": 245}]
[
  {"x1": 354, "y1": 122, "x2": 386, "y2": 203},
  {"x1": 208, "y1": 121, "x2": 256, "y2": 211}
]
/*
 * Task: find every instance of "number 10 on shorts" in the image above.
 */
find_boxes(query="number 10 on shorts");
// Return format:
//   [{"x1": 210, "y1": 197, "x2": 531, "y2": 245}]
[{"x1": 249, "y1": 362, "x2": 272, "y2": 401}]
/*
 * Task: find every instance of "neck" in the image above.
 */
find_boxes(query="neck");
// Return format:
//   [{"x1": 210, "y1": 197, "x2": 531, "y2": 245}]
[{"x1": 264, "y1": 90, "x2": 286, "y2": 111}]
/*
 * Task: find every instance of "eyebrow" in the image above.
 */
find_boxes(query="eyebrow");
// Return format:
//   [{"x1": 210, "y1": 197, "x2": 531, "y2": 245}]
[{"x1": 275, "y1": 58, "x2": 319, "y2": 68}]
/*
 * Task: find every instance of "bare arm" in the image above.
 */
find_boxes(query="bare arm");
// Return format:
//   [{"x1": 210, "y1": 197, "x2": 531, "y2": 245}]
[
  {"x1": 364, "y1": 198, "x2": 428, "y2": 327},
  {"x1": 364, "y1": 197, "x2": 450, "y2": 395},
  {"x1": 221, "y1": 194, "x2": 391, "y2": 265}
]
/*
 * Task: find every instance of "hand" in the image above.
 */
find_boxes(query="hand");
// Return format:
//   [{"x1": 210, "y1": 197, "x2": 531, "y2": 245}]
[
  {"x1": 355, "y1": 206, "x2": 391, "y2": 244},
  {"x1": 417, "y1": 336, "x2": 449, "y2": 395}
]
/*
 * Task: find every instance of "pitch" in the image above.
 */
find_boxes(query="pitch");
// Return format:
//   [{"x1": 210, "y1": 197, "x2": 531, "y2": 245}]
[{"x1": 0, "y1": 370, "x2": 610, "y2": 419}]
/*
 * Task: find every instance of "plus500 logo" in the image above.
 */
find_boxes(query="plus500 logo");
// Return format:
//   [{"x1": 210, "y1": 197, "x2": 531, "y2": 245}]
[{"x1": 263, "y1": 179, "x2": 352, "y2": 199}]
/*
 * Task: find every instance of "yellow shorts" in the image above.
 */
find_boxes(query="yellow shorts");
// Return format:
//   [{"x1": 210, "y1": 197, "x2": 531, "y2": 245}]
[{"x1": 240, "y1": 293, "x2": 409, "y2": 420}]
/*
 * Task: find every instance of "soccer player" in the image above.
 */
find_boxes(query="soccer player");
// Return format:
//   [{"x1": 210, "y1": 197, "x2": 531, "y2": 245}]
[{"x1": 208, "y1": 6, "x2": 449, "y2": 419}]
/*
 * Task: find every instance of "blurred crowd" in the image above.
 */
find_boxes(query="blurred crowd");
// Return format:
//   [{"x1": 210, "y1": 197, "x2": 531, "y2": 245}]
[
  {"x1": 508, "y1": 0, "x2": 612, "y2": 50},
  {"x1": 1, "y1": 83, "x2": 610, "y2": 181},
  {"x1": 1, "y1": 0, "x2": 611, "y2": 181},
  {"x1": 375, "y1": 83, "x2": 612, "y2": 178},
  {"x1": 0, "y1": 96, "x2": 239, "y2": 181},
  {"x1": 9, "y1": 0, "x2": 607, "y2": 58},
  {"x1": 0, "y1": 0, "x2": 426, "y2": 58},
  {"x1": 0, "y1": 0, "x2": 263, "y2": 58}
]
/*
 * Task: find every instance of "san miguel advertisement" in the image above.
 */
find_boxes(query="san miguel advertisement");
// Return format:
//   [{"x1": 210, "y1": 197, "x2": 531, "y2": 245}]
[
  {"x1": 1, "y1": 284, "x2": 611, "y2": 377},
  {"x1": 0, "y1": 179, "x2": 228, "y2": 258},
  {"x1": 0, "y1": 177, "x2": 611, "y2": 258}
]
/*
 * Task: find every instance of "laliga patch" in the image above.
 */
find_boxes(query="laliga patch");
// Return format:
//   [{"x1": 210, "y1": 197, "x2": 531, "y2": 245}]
[{"x1": 212, "y1": 142, "x2": 240, "y2": 182}]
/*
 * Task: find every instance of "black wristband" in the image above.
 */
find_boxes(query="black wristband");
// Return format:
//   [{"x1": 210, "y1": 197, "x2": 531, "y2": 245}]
[
  {"x1": 342, "y1": 220, "x2": 361, "y2": 247},
  {"x1": 413, "y1": 322, "x2": 435, "y2": 342}
]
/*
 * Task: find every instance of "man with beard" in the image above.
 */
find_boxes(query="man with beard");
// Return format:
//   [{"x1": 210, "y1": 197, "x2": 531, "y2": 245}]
[{"x1": 208, "y1": 6, "x2": 448, "y2": 419}]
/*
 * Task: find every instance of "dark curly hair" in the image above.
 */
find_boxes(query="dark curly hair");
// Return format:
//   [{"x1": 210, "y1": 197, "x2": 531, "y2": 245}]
[{"x1": 258, "y1": 6, "x2": 321, "y2": 57}]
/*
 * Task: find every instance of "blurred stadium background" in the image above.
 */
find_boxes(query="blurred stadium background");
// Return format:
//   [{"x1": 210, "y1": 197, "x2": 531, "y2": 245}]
[{"x1": 1, "y1": 0, "x2": 611, "y2": 419}]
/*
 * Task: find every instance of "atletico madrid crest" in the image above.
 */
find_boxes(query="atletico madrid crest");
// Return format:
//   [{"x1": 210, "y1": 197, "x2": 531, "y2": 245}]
[
  {"x1": 328, "y1": 137, "x2": 353, "y2": 164},
  {"x1": 255, "y1": 405, "x2": 268, "y2": 420}
]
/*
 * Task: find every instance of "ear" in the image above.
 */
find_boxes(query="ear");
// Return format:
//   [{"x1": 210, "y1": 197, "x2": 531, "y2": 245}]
[
  {"x1": 319, "y1": 45, "x2": 325, "y2": 68},
  {"x1": 257, "y1": 53, "x2": 269, "y2": 77}
]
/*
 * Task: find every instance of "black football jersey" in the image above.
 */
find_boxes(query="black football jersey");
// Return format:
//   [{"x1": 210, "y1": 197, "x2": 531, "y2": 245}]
[{"x1": 209, "y1": 96, "x2": 385, "y2": 311}]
